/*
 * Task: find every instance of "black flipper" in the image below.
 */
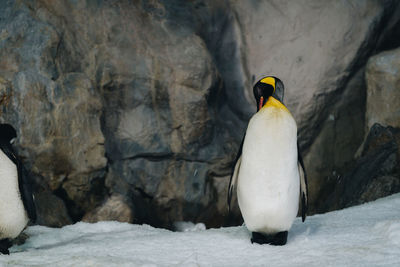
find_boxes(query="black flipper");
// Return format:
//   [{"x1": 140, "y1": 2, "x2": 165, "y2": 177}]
[
  {"x1": 297, "y1": 142, "x2": 308, "y2": 222},
  {"x1": 0, "y1": 144, "x2": 37, "y2": 222},
  {"x1": 227, "y1": 135, "x2": 245, "y2": 213},
  {"x1": 251, "y1": 231, "x2": 288, "y2": 246},
  {"x1": 18, "y1": 161, "x2": 37, "y2": 222},
  {"x1": 0, "y1": 239, "x2": 12, "y2": 255}
]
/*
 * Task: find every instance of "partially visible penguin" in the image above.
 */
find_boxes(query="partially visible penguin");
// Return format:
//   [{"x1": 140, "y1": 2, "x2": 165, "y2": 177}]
[
  {"x1": 0, "y1": 124, "x2": 36, "y2": 254},
  {"x1": 228, "y1": 76, "x2": 308, "y2": 246}
]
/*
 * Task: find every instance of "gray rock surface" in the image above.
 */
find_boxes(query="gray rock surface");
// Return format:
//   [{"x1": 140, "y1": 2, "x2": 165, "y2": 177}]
[
  {"x1": 0, "y1": 0, "x2": 107, "y2": 221},
  {"x1": 0, "y1": 0, "x2": 399, "y2": 227},
  {"x1": 229, "y1": 0, "x2": 389, "y2": 146},
  {"x1": 366, "y1": 47, "x2": 400, "y2": 130},
  {"x1": 34, "y1": 191, "x2": 73, "y2": 227},
  {"x1": 323, "y1": 124, "x2": 400, "y2": 211},
  {"x1": 82, "y1": 194, "x2": 133, "y2": 223},
  {"x1": 304, "y1": 69, "x2": 366, "y2": 211}
]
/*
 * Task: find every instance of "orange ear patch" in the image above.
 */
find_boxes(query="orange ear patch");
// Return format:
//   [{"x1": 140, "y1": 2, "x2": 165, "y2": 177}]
[{"x1": 258, "y1": 96, "x2": 264, "y2": 110}]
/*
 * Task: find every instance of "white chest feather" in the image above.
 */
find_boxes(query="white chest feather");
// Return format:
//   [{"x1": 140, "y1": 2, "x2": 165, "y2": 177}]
[
  {"x1": 237, "y1": 106, "x2": 299, "y2": 234},
  {"x1": 0, "y1": 150, "x2": 28, "y2": 239}
]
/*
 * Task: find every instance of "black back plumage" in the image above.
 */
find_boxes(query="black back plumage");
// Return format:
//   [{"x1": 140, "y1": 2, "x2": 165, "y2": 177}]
[
  {"x1": 227, "y1": 136, "x2": 244, "y2": 212},
  {"x1": 297, "y1": 143, "x2": 308, "y2": 222},
  {"x1": 0, "y1": 124, "x2": 36, "y2": 222}
]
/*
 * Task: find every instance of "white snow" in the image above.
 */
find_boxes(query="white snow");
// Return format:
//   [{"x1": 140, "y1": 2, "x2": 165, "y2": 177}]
[
  {"x1": 173, "y1": 221, "x2": 206, "y2": 232},
  {"x1": 2, "y1": 193, "x2": 400, "y2": 266}
]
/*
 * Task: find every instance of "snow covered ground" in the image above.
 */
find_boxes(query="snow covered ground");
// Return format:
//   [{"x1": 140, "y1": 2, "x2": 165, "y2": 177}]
[{"x1": 1, "y1": 193, "x2": 400, "y2": 267}]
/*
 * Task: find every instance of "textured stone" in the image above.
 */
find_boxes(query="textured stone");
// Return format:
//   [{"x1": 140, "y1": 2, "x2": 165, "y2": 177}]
[
  {"x1": 35, "y1": 191, "x2": 73, "y2": 227},
  {"x1": 82, "y1": 194, "x2": 133, "y2": 223},
  {"x1": 360, "y1": 176, "x2": 400, "y2": 202},
  {"x1": 0, "y1": 0, "x2": 231, "y2": 227},
  {"x1": 366, "y1": 47, "x2": 400, "y2": 130},
  {"x1": 304, "y1": 69, "x2": 366, "y2": 212},
  {"x1": 229, "y1": 0, "x2": 391, "y2": 148},
  {"x1": 0, "y1": 0, "x2": 107, "y2": 223},
  {"x1": 323, "y1": 124, "x2": 400, "y2": 211}
]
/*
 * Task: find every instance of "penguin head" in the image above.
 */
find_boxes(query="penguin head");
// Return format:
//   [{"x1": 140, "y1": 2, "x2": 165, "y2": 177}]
[
  {"x1": 0, "y1": 124, "x2": 17, "y2": 145},
  {"x1": 253, "y1": 76, "x2": 285, "y2": 111}
]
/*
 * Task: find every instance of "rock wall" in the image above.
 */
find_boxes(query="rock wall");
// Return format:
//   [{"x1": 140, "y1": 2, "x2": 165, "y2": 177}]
[
  {"x1": 0, "y1": 0, "x2": 399, "y2": 228},
  {"x1": 366, "y1": 48, "x2": 400, "y2": 130}
]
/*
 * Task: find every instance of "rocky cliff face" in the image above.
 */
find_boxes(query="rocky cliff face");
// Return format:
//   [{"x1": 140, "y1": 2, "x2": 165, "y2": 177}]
[{"x1": 0, "y1": 0, "x2": 399, "y2": 228}]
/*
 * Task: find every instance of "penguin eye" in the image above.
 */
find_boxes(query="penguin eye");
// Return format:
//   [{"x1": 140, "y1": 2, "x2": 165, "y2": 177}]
[{"x1": 10, "y1": 138, "x2": 15, "y2": 145}]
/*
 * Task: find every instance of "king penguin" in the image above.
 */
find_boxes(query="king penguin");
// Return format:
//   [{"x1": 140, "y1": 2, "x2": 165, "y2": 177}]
[
  {"x1": 227, "y1": 76, "x2": 308, "y2": 246},
  {"x1": 0, "y1": 124, "x2": 36, "y2": 254}
]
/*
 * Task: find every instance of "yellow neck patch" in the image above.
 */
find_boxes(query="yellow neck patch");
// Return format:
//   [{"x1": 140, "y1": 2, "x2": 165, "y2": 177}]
[
  {"x1": 260, "y1": 77, "x2": 275, "y2": 92},
  {"x1": 262, "y1": 96, "x2": 289, "y2": 112}
]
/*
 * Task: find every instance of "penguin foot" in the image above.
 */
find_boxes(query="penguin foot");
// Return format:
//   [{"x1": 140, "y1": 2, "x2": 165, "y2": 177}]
[
  {"x1": 251, "y1": 231, "x2": 288, "y2": 246},
  {"x1": 0, "y1": 239, "x2": 11, "y2": 255}
]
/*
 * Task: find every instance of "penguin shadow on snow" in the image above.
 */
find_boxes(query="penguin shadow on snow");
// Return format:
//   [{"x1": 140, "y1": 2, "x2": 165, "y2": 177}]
[
  {"x1": 11, "y1": 233, "x2": 96, "y2": 252},
  {"x1": 289, "y1": 220, "x2": 320, "y2": 242}
]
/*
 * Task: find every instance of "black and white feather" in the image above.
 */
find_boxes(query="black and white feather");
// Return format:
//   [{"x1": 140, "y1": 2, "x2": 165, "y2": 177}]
[{"x1": 0, "y1": 124, "x2": 36, "y2": 242}]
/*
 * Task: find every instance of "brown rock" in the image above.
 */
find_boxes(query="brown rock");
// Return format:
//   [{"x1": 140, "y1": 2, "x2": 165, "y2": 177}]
[
  {"x1": 323, "y1": 124, "x2": 400, "y2": 211},
  {"x1": 366, "y1": 47, "x2": 400, "y2": 130},
  {"x1": 82, "y1": 195, "x2": 133, "y2": 223},
  {"x1": 35, "y1": 191, "x2": 73, "y2": 227}
]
